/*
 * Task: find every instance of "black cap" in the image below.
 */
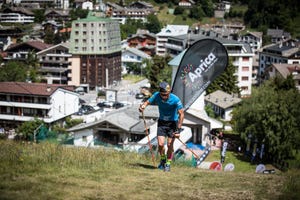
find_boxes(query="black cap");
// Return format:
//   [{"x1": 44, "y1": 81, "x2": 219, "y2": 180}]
[{"x1": 159, "y1": 82, "x2": 170, "y2": 92}]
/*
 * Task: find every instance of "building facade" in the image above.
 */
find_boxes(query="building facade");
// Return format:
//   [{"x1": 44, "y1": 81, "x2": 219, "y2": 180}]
[
  {"x1": 258, "y1": 39, "x2": 300, "y2": 82},
  {"x1": 37, "y1": 42, "x2": 71, "y2": 85},
  {"x1": 156, "y1": 25, "x2": 189, "y2": 56},
  {"x1": 69, "y1": 11, "x2": 122, "y2": 90},
  {"x1": 0, "y1": 82, "x2": 79, "y2": 128}
]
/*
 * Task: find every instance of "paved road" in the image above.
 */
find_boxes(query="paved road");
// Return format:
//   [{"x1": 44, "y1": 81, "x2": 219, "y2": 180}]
[{"x1": 79, "y1": 79, "x2": 149, "y2": 106}]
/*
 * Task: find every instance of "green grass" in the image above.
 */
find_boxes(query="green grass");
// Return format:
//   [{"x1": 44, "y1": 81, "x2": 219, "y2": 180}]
[
  {"x1": 122, "y1": 74, "x2": 145, "y2": 83},
  {"x1": 0, "y1": 140, "x2": 299, "y2": 200}
]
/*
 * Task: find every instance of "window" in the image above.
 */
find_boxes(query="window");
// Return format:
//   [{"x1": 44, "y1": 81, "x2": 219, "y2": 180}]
[
  {"x1": 241, "y1": 86, "x2": 248, "y2": 91},
  {"x1": 82, "y1": 136, "x2": 87, "y2": 142},
  {"x1": 242, "y1": 76, "x2": 249, "y2": 81},
  {"x1": 242, "y1": 66, "x2": 249, "y2": 71},
  {"x1": 242, "y1": 57, "x2": 249, "y2": 61}
]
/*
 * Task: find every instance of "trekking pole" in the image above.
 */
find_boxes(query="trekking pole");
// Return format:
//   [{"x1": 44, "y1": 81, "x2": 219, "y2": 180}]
[
  {"x1": 177, "y1": 137, "x2": 200, "y2": 159},
  {"x1": 177, "y1": 137, "x2": 204, "y2": 167},
  {"x1": 141, "y1": 111, "x2": 156, "y2": 167}
]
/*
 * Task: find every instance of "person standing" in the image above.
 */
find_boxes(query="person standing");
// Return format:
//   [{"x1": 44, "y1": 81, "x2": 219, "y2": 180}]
[{"x1": 139, "y1": 81, "x2": 184, "y2": 172}]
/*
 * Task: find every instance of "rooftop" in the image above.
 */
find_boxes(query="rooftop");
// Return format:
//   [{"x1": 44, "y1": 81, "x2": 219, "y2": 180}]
[{"x1": 205, "y1": 90, "x2": 241, "y2": 109}]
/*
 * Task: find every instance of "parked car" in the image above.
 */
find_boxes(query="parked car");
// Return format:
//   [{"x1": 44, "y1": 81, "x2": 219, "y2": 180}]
[
  {"x1": 76, "y1": 105, "x2": 95, "y2": 115},
  {"x1": 135, "y1": 93, "x2": 145, "y2": 99},
  {"x1": 97, "y1": 101, "x2": 114, "y2": 108},
  {"x1": 112, "y1": 102, "x2": 124, "y2": 109}
]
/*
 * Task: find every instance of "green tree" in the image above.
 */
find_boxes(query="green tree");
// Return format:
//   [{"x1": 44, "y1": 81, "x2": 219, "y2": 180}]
[
  {"x1": 44, "y1": 26, "x2": 55, "y2": 44},
  {"x1": 199, "y1": 0, "x2": 214, "y2": 17},
  {"x1": 26, "y1": 51, "x2": 40, "y2": 82},
  {"x1": 0, "y1": 61, "x2": 27, "y2": 82},
  {"x1": 126, "y1": 62, "x2": 142, "y2": 75},
  {"x1": 232, "y1": 77, "x2": 300, "y2": 164},
  {"x1": 145, "y1": 14, "x2": 162, "y2": 34},
  {"x1": 189, "y1": 6, "x2": 205, "y2": 20},
  {"x1": 206, "y1": 59, "x2": 240, "y2": 95},
  {"x1": 120, "y1": 18, "x2": 145, "y2": 40},
  {"x1": 145, "y1": 55, "x2": 172, "y2": 91},
  {"x1": 244, "y1": 0, "x2": 300, "y2": 37},
  {"x1": 17, "y1": 118, "x2": 44, "y2": 140},
  {"x1": 174, "y1": 6, "x2": 184, "y2": 15},
  {"x1": 33, "y1": 9, "x2": 45, "y2": 23},
  {"x1": 69, "y1": 8, "x2": 89, "y2": 20}
]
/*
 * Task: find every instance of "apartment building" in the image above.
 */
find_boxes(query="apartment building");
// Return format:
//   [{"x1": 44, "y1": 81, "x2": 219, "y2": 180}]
[
  {"x1": 258, "y1": 39, "x2": 300, "y2": 82},
  {"x1": 105, "y1": 1, "x2": 155, "y2": 24},
  {"x1": 37, "y1": 43, "x2": 71, "y2": 85},
  {"x1": 265, "y1": 63, "x2": 300, "y2": 90},
  {"x1": 238, "y1": 31, "x2": 263, "y2": 54},
  {"x1": 156, "y1": 25, "x2": 189, "y2": 56},
  {"x1": 69, "y1": 11, "x2": 122, "y2": 90},
  {"x1": 0, "y1": 82, "x2": 79, "y2": 128}
]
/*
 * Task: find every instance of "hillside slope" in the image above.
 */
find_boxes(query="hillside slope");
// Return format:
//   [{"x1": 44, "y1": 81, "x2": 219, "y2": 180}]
[{"x1": 1, "y1": 141, "x2": 299, "y2": 200}]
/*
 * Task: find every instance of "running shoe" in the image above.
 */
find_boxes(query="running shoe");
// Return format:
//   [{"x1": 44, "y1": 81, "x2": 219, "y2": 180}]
[
  {"x1": 158, "y1": 159, "x2": 166, "y2": 170},
  {"x1": 164, "y1": 163, "x2": 171, "y2": 172}
]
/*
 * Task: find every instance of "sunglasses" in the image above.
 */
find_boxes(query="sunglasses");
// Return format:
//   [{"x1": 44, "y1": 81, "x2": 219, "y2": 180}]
[{"x1": 160, "y1": 92, "x2": 169, "y2": 97}]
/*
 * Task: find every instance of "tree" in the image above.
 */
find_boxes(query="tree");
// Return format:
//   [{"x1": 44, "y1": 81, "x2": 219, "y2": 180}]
[
  {"x1": 145, "y1": 14, "x2": 162, "y2": 34},
  {"x1": 17, "y1": 118, "x2": 44, "y2": 140},
  {"x1": 33, "y1": 9, "x2": 45, "y2": 23},
  {"x1": 25, "y1": 50, "x2": 40, "y2": 83},
  {"x1": 206, "y1": 59, "x2": 240, "y2": 95},
  {"x1": 126, "y1": 62, "x2": 142, "y2": 75},
  {"x1": 0, "y1": 61, "x2": 27, "y2": 82},
  {"x1": 232, "y1": 77, "x2": 300, "y2": 164},
  {"x1": 69, "y1": 8, "x2": 89, "y2": 20},
  {"x1": 44, "y1": 26, "x2": 55, "y2": 44},
  {"x1": 244, "y1": 0, "x2": 300, "y2": 37},
  {"x1": 144, "y1": 55, "x2": 172, "y2": 92},
  {"x1": 189, "y1": 6, "x2": 205, "y2": 20},
  {"x1": 174, "y1": 6, "x2": 184, "y2": 15},
  {"x1": 120, "y1": 18, "x2": 145, "y2": 40}
]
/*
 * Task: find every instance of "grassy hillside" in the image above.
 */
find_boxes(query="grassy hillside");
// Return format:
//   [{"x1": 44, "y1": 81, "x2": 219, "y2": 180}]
[{"x1": 1, "y1": 140, "x2": 299, "y2": 200}]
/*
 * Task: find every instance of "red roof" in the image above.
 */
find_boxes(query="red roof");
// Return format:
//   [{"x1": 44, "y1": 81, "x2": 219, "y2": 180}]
[
  {"x1": 0, "y1": 82, "x2": 75, "y2": 96},
  {"x1": 6, "y1": 40, "x2": 52, "y2": 51}
]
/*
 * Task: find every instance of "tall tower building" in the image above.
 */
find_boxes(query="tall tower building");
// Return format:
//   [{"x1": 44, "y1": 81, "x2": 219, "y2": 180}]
[{"x1": 69, "y1": 11, "x2": 121, "y2": 89}]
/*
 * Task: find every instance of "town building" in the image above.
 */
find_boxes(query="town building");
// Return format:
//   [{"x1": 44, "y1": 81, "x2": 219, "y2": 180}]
[
  {"x1": 238, "y1": 31, "x2": 263, "y2": 54},
  {"x1": 37, "y1": 42, "x2": 71, "y2": 85},
  {"x1": 156, "y1": 24, "x2": 189, "y2": 56},
  {"x1": 267, "y1": 28, "x2": 291, "y2": 44},
  {"x1": 204, "y1": 90, "x2": 241, "y2": 121},
  {"x1": 0, "y1": 7, "x2": 34, "y2": 23},
  {"x1": 126, "y1": 29, "x2": 156, "y2": 56},
  {"x1": 69, "y1": 11, "x2": 122, "y2": 90},
  {"x1": 265, "y1": 63, "x2": 300, "y2": 90},
  {"x1": 258, "y1": 39, "x2": 300, "y2": 82},
  {"x1": 44, "y1": 9, "x2": 70, "y2": 23},
  {"x1": 178, "y1": 0, "x2": 195, "y2": 7},
  {"x1": 105, "y1": 1, "x2": 155, "y2": 24},
  {"x1": 4, "y1": 40, "x2": 52, "y2": 63},
  {"x1": 0, "y1": 82, "x2": 79, "y2": 129},
  {"x1": 121, "y1": 47, "x2": 151, "y2": 75}
]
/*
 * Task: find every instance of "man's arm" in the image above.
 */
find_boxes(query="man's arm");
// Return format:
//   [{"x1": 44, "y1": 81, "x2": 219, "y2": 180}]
[
  {"x1": 139, "y1": 100, "x2": 150, "y2": 112},
  {"x1": 177, "y1": 108, "x2": 184, "y2": 130}
]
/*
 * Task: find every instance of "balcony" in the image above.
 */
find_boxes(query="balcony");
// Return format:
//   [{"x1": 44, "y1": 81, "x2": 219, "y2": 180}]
[{"x1": 164, "y1": 43, "x2": 184, "y2": 51}]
